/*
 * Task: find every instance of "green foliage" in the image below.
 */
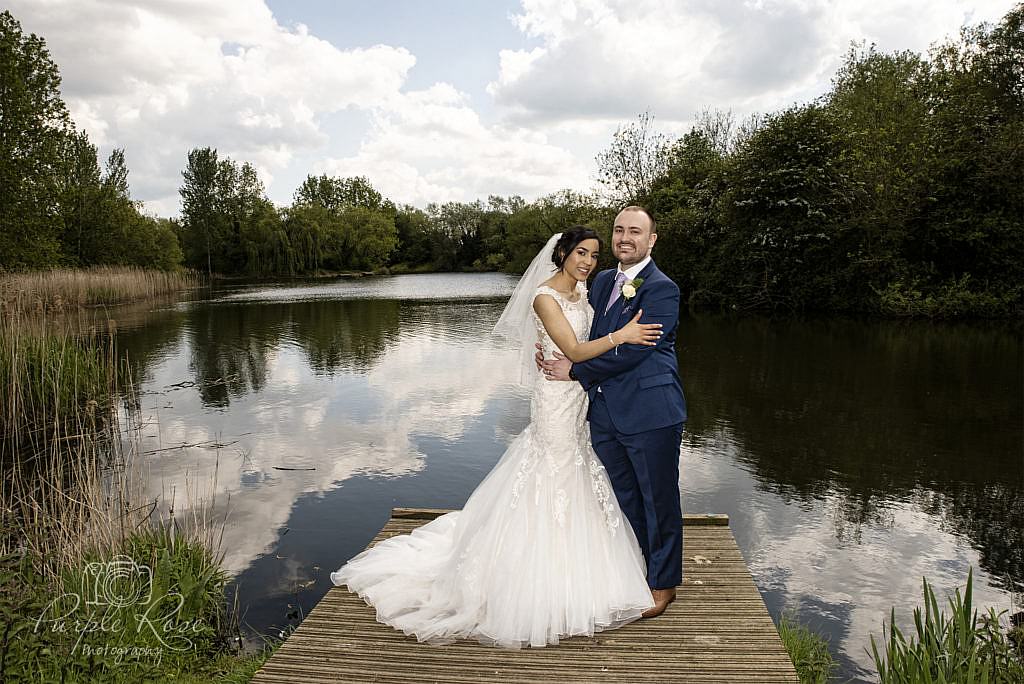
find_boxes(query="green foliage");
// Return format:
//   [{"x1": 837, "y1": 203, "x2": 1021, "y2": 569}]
[
  {"x1": 0, "y1": 531, "x2": 264, "y2": 683},
  {"x1": 870, "y1": 569, "x2": 1024, "y2": 683},
  {"x1": 633, "y1": 6, "x2": 1022, "y2": 317},
  {"x1": 0, "y1": 10, "x2": 71, "y2": 269},
  {"x1": 777, "y1": 614, "x2": 837, "y2": 684},
  {"x1": 1, "y1": 10, "x2": 184, "y2": 274}
]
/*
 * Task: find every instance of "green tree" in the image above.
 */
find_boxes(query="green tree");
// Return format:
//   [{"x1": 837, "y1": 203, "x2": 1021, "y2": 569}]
[
  {"x1": 595, "y1": 111, "x2": 670, "y2": 207},
  {"x1": 826, "y1": 45, "x2": 931, "y2": 306},
  {"x1": 392, "y1": 206, "x2": 434, "y2": 268},
  {"x1": 180, "y1": 147, "x2": 222, "y2": 277},
  {"x1": 720, "y1": 104, "x2": 856, "y2": 310},
  {"x1": 0, "y1": 10, "x2": 70, "y2": 269}
]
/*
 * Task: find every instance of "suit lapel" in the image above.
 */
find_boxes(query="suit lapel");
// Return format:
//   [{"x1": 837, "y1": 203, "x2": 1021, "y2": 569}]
[
  {"x1": 604, "y1": 259, "x2": 659, "y2": 327},
  {"x1": 590, "y1": 270, "x2": 615, "y2": 337}
]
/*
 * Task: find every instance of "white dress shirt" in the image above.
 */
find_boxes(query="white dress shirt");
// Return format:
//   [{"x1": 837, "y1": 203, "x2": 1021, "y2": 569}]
[{"x1": 616, "y1": 254, "x2": 652, "y2": 281}]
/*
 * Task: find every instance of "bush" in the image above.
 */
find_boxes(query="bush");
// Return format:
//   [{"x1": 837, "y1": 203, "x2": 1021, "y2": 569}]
[
  {"x1": 870, "y1": 569, "x2": 1024, "y2": 683},
  {"x1": 0, "y1": 527, "x2": 268, "y2": 682},
  {"x1": 778, "y1": 613, "x2": 836, "y2": 683},
  {"x1": 877, "y1": 275, "x2": 1021, "y2": 318}
]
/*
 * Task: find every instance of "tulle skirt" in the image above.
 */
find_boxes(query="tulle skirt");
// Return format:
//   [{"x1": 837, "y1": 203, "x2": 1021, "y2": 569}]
[{"x1": 331, "y1": 423, "x2": 654, "y2": 648}]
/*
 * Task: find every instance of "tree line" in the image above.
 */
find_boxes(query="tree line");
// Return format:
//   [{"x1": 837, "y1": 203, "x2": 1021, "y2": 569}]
[
  {"x1": 2, "y1": 7, "x2": 1020, "y2": 316},
  {"x1": 633, "y1": 9, "x2": 1022, "y2": 317}
]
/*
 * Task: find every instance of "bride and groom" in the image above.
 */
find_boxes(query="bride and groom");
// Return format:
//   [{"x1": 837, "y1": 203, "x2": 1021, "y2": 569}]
[{"x1": 332, "y1": 206, "x2": 687, "y2": 647}]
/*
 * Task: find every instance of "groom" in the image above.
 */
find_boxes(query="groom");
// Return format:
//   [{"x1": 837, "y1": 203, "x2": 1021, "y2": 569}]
[{"x1": 539, "y1": 206, "x2": 687, "y2": 618}]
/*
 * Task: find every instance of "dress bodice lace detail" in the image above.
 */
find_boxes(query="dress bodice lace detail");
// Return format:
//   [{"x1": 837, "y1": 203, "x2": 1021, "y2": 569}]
[
  {"x1": 530, "y1": 283, "x2": 592, "y2": 361},
  {"x1": 512, "y1": 282, "x2": 620, "y2": 533}
]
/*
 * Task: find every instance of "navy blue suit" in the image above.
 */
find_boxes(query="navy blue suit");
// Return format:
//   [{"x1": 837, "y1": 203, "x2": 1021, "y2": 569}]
[{"x1": 572, "y1": 259, "x2": 687, "y2": 589}]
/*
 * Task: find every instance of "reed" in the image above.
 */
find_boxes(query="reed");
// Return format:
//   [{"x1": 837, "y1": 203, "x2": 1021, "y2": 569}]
[
  {"x1": 870, "y1": 569, "x2": 1024, "y2": 683},
  {"x1": 0, "y1": 265, "x2": 200, "y2": 314},
  {"x1": 0, "y1": 306, "x2": 268, "y2": 679},
  {"x1": 0, "y1": 309, "x2": 115, "y2": 461},
  {"x1": 777, "y1": 614, "x2": 836, "y2": 683}
]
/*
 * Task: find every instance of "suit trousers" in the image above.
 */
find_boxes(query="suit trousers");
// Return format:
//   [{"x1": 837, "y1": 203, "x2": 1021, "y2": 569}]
[{"x1": 589, "y1": 391, "x2": 684, "y2": 589}]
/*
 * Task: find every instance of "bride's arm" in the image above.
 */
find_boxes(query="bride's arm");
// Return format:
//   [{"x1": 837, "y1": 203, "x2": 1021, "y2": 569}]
[{"x1": 532, "y1": 295, "x2": 660, "y2": 363}]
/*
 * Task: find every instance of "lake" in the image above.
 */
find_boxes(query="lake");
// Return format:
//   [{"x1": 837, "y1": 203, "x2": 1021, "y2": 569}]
[{"x1": 112, "y1": 272, "x2": 1023, "y2": 682}]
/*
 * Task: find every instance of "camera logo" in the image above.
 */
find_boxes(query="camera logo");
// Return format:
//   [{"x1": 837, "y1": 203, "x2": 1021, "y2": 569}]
[{"x1": 82, "y1": 555, "x2": 153, "y2": 608}]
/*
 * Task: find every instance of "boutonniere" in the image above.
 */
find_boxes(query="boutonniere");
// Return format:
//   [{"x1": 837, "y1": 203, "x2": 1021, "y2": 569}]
[{"x1": 621, "y1": 277, "x2": 644, "y2": 301}]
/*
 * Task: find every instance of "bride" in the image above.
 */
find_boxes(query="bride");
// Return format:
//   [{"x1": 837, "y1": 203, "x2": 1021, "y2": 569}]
[{"x1": 331, "y1": 227, "x2": 662, "y2": 647}]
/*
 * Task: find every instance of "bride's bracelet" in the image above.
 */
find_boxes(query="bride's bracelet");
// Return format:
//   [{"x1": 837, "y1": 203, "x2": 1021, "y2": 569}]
[{"x1": 608, "y1": 332, "x2": 619, "y2": 354}]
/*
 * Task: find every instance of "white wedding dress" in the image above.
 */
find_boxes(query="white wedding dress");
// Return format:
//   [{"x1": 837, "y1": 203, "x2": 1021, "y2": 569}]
[{"x1": 331, "y1": 283, "x2": 654, "y2": 647}]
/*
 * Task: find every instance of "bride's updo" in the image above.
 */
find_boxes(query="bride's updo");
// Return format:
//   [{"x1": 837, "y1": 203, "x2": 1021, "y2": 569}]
[{"x1": 552, "y1": 226, "x2": 602, "y2": 269}]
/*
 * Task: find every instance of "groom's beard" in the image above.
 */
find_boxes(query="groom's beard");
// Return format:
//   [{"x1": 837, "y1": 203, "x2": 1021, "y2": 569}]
[{"x1": 613, "y1": 243, "x2": 649, "y2": 267}]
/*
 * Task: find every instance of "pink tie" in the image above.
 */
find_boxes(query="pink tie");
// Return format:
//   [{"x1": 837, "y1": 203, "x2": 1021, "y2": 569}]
[{"x1": 605, "y1": 272, "x2": 628, "y2": 313}]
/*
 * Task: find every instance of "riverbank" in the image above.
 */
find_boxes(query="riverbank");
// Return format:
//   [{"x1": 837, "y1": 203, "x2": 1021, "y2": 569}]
[
  {"x1": 0, "y1": 272, "x2": 271, "y2": 681},
  {"x1": 0, "y1": 266, "x2": 201, "y2": 314}
]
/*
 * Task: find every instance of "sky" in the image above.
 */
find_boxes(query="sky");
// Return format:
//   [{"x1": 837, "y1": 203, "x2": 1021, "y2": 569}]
[{"x1": 8, "y1": 0, "x2": 1017, "y2": 216}]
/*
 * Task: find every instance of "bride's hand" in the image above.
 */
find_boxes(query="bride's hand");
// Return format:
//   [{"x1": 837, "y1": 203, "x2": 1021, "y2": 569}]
[{"x1": 615, "y1": 310, "x2": 662, "y2": 346}]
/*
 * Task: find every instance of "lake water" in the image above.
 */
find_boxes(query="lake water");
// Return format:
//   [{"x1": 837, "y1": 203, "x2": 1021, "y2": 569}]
[{"x1": 113, "y1": 273, "x2": 1023, "y2": 682}]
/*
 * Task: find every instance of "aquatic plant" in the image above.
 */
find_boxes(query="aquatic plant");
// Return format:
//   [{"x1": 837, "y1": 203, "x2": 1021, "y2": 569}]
[
  {"x1": 0, "y1": 266, "x2": 200, "y2": 314},
  {"x1": 870, "y1": 569, "x2": 1024, "y2": 683},
  {"x1": 777, "y1": 613, "x2": 837, "y2": 683}
]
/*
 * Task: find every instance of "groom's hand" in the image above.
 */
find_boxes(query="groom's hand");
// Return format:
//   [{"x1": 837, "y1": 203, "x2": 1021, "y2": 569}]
[
  {"x1": 534, "y1": 342, "x2": 545, "y2": 370},
  {"x1": 541, "y1": 351, "x2": 572, "y2": 381}
]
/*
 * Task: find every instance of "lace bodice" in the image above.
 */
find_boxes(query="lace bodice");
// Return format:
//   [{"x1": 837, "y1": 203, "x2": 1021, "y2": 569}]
[
  {"x1": 514, "y1": 283, "x2": 619, "y2": 531},
  {"x1": 530, "y1": 283, "x2": 594, "y2": 359}
]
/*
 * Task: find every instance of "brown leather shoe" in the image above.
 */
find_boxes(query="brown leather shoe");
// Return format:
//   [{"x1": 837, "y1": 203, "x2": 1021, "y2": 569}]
[{"x1": 641, "y1": 588, "x2": 677, "y2": 618}]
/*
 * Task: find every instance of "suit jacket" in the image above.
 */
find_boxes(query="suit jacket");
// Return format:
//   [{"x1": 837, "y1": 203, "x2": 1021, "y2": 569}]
[{"x1": 573, "y1": 259, "x2": 687, "y2": 434}]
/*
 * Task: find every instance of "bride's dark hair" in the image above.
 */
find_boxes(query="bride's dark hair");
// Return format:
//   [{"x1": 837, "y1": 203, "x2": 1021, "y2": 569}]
[{"x1": 552, "y1": 226, "x2": 602, "y2": 269}]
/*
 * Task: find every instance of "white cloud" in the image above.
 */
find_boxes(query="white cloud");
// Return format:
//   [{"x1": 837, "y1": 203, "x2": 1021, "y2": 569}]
[
  {"x1": 8, "y1": 0, "x2": 416, "y2": 214},
  {"x1": 489, "y1": 0, "x2": 1018, "y2": 125},
  {"x1": 317, "y1": 83, "x2": 590, "y2": 206},
  {"x1": 7, "y1": 0, "x2": 1017, "y2": 213}
]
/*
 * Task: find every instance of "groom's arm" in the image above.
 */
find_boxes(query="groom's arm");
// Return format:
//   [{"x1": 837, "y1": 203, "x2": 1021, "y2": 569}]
[{"x1": 568, "y1": 279, "x2": 680, "y2": 389}]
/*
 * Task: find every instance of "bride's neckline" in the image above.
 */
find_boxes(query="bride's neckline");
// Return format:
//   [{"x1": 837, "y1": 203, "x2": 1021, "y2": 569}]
[{"x1": 541, "y1": 280, "x2": 582, "y2": 303}]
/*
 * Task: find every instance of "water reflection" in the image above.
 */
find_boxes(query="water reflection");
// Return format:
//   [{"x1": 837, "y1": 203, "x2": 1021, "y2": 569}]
[
  {"x1": 683, "y1": 315, "x2": 1023, "y2": 578},
  {"x1": 116, "y1": 275, "x2": 522, "y2": 577},
  {"x1": 109, "y1": 276, "x2": 1022, "y2": 682}
]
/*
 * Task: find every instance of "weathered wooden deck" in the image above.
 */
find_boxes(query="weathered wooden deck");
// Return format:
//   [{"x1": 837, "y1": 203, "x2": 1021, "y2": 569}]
[{"x1": 252, "y1": 508, "x2": 798, "y2": 683}]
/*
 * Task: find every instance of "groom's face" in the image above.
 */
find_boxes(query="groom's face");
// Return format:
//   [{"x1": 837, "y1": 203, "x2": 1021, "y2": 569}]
[{"x1": 612, "y1": 209, "x2": 657, "y2": 267}]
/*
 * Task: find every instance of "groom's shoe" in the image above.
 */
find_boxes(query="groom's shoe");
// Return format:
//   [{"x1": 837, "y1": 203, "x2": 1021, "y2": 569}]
[{"x1": 641, "y1": 588, "x2": 677, "y2": 619}]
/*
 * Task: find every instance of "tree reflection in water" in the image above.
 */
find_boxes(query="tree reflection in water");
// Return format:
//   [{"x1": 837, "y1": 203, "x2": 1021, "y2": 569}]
[{"x1": 680, "y1": 313, "x2": 1023, "y2": 590}]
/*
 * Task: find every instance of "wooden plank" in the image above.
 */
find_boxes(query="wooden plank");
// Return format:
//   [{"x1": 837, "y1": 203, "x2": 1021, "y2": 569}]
[
  {"x1": 252, "y1": 508, "x2": 797, "y2": 683},
  {"x1": 391, "y1": 507, "x2": 730, "y2": 526}
]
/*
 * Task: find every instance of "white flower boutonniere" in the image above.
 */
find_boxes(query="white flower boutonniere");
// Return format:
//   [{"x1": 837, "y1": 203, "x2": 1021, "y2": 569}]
[{"x1": 621, "y1": 277, "x2": 644, "y2": 301}]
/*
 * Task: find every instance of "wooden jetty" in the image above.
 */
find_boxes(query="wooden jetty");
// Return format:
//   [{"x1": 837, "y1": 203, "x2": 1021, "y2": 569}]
[{"x1": 252, "y1": 508, "x2": 798, "y2": 683}]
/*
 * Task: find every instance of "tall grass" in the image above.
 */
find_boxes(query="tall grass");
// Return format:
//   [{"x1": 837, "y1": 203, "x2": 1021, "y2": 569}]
[
  {"x1": 0, "y1": 353, "x2": 268, "y2": 680},
  {"x1": 870, "y1": 569, "x2": 1024, "y2": 683},
  {"x1": 778, "y1": 614, "x2": 836, "y2": 683},
  {"x1": 0, "y1": 310, "x2": 114, "y2": 460},
  {"x1": 0, "y1": 265, "x2": 200, "y2": 314},
  {"x1": 0, "y1": 282, "x2": 269, "y2": 680}
]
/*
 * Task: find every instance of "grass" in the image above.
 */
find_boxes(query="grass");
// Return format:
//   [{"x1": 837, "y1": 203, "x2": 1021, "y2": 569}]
[
  {"x1": 870, "y1": 569, "x2": 1024, "y2": 683},
  {"x1": 778, "y1": 613, "x2": 837, "y2": 683},
  {"x1": 0, "y1": 265, "x2": 200, "y2": 314},
  {"x1": 0, "y1": 274, "x2": 274, "y2": 681},
  {"x1": 0, "y1": 385, "x2": 274, "y2": 681},
  {"x1": 0, "y1": 310, "x2": 115, "y2": 459}
]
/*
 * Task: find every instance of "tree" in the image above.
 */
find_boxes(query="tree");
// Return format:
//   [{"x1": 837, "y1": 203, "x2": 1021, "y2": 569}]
[
  {"x1": 180, "y1": 147, "x2": 221, "y2": 278},
  {"x1": 0, "y1": 10, "x2": 70, "y2": 268},
  {"x1": 595, "y1": 111, "x2": 670, "y2": 207}
]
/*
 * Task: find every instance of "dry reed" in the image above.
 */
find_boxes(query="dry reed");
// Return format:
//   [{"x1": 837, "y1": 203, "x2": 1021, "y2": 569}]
[
  {"x1": 0, "y1": 265, "x2": 200, "y2": 316},
  {"x1": 0, "y1": 286, "x2": 220, "y2": 587}
]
